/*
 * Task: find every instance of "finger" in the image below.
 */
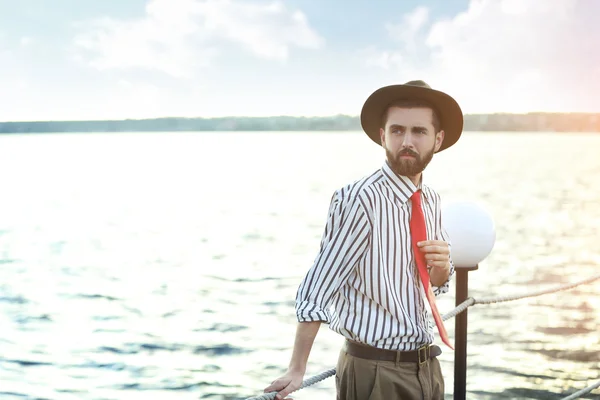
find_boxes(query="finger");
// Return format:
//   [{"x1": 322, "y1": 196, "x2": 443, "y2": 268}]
[
  {"x1": 428, "y1": 260, "x2": 449, "y2": 269},
  {"x1": 420, "y1": 245, "x2": 449, "y2": 255},
  {"x1": 264, "y1": 380, "x2": 285, "y2": 393},
  {"x1": 427, "y1": 258, "x2": 450, "y2": 268},
  {"x1": 264, "y1": 387, "x2": 281, "y2": 394},
  {"x1": 417, "y1": 240, "x2": 445, "y2": 247},
  {"x1": 277, "y1": 382, "x2": 299, "y2": 400},
  {"x1": 425, "y1": 253, "x2": 448, "y2": 261}
]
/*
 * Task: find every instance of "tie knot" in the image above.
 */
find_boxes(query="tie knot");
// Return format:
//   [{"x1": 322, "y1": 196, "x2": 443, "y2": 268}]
[{"x1": 410, "y1": 190, "x2": 422, "y2": 205}]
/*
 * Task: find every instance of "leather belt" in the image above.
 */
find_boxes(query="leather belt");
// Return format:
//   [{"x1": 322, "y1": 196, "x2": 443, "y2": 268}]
[{"x1": 344, "y1": 340, "x2": 441, "y2": 365}]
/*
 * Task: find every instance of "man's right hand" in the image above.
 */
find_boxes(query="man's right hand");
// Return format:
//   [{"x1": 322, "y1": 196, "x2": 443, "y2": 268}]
[
  {"x1": 263, "y1": 369, "x2": 305, "y2": 400},
  {"x1": 263, "y1": 321, "x2": 320, "y2": 399}
]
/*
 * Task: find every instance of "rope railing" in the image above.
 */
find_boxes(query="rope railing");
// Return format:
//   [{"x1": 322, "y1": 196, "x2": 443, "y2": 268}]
[
  {"x1": 443, "y1": 272, "x2": 600, "y2": 321},
  {"x1": 243, "y1": 369, "x2": 336, "y2": 400},
  {"x1": 244, "y1": 273, "x2": 600, "y2": 400},
  {"x1": 560, "y1": 379, "x2": 600, "y2": 400}
]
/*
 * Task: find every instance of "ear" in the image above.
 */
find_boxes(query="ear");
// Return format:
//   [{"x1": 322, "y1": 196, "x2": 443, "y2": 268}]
[
  {"x1": 434, "y1": 130, "x2": 445, "y2": 152},
  {"x1": 379, "y1": 127, "x2": 386, "y2": 146}
]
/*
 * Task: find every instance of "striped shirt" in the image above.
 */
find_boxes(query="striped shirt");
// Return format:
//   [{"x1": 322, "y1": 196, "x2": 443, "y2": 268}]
[{"x1": 295, "y1": 161, "x2": 455, "y2": 351}]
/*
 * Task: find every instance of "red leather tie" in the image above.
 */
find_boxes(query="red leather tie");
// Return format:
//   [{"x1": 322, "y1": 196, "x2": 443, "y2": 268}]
[{"x1": 410, "y1": 190, "x2": 454, "y2": 350}]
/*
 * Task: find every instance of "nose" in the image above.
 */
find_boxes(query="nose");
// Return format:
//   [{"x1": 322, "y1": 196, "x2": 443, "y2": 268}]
[{"x1": 401, "y1": 132, "x2": 415, "y2": 149}]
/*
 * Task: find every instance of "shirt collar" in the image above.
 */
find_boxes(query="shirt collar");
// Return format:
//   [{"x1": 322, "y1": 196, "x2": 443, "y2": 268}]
[{"x1": 381, "y1": 161, "x2": 429, "y2": 204}]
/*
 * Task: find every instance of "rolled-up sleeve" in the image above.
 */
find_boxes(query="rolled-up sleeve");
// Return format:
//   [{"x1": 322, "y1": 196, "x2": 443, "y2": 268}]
[{"x1": 295, "y1": 189, "x2": 370, "y2": 323}]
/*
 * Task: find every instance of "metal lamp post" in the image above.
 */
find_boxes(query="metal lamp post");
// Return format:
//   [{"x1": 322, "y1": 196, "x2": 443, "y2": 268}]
[
  {"x1": 453, "y1": 264, "x2": 478, "y2": 400},
  {"x1": 441, "y1": 200, "x2": 496, "y2": 400}
]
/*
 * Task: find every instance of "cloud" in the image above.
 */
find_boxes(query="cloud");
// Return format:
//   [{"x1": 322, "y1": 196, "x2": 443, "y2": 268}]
[
  {"x1": 367, "y1": 0, "x2": 600, "y2": 113},
  {"x1": 385, "y1": 6, "x2": 429, "y2": 53},
  {"x1": 20, "y1": 37, "x2": 34, "y2": 47},
  {"x1": 0, "y1": 40, "x2": 33, "y2": 121},
  {"x1": 114, "y1": 80, "x2": 162, "y2": 117},
  {"x1": 73, "y1": 0, "x2": 324, "y2": 78},
  {"x1": 362, "y1": 7, "x2": 429, "y2": 70}
]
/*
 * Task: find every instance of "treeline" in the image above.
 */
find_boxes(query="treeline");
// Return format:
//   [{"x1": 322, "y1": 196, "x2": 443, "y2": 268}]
[
  {"x1": 0, "y1": 116, "x2": 358, "y2": 133},
  {"x1": 1, "y1": 113, "x2": 599, "y2": 133}
]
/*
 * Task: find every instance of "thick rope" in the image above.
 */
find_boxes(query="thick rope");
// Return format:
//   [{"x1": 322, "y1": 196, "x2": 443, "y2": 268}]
[
  {"x1": 560, "y1": 379, "x2": 600, "y2": 400},
  {"x1": 244, "y1": 368, "x2": 336, "y2": 400},
  {"x1": 442, "y1": 297, "x2": 474, "y2": 321},
  {"x1": 244, "y1": 273, "x2": 600, "y2": 400},
  {"x1": 443, "y1": 273, "x2": 600, "y2": 320}
]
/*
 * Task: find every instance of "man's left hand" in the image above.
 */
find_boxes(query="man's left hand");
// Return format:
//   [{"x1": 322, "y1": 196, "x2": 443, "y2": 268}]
[{"x1": 417, "y1": 240, "x2": 450, "y2": 271}]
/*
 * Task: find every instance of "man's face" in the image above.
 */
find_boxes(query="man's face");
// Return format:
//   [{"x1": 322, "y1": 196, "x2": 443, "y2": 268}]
[{"x1": 379, "y1": 106, "x2": 444, "y2": 178}]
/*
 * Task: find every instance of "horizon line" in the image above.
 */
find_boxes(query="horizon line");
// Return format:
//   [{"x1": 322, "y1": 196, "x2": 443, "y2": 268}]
[{"x1": 2, "y1": 111, "x2": 600, "y2": 124}]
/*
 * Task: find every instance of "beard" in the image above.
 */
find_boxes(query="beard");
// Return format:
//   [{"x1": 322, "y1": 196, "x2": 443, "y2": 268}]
[{"x1": 385, "y1": 145, "x2": 435, "y2": 177}]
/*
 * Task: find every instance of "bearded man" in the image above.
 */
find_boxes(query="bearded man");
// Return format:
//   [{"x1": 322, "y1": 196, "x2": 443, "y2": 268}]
[{"x1": 265, "y1": 80, "x2": 463, "y2": 400}]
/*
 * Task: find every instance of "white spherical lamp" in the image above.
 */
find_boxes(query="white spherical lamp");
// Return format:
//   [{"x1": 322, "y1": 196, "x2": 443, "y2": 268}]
[{"x1": 441, "y1": 200, "x2": 496, "y2": 268}]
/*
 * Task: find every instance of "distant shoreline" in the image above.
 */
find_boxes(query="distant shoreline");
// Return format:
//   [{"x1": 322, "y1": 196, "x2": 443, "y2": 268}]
[{"x1": 1, "y1": 113, "x2": 599, "y2": 133}]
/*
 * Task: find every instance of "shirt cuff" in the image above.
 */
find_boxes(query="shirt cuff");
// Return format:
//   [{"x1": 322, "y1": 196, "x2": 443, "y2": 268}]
[
  {"x1": 295, "y1": 300, "x2": 330, "y2": 323},
  {"x1": 432, "y1": 262, "x2": 455, "y2": 296},
  {"x1": 432, "y1": 280, "x2": 450, "y2": 296}
]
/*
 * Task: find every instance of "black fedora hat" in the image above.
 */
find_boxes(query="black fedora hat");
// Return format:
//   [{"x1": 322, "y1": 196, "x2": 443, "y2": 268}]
[{"x1": 360, "y1": 80, "x2": 464, "y2": 152}]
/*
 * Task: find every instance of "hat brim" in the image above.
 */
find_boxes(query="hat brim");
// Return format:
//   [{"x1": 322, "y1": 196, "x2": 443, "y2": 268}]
[{"x1": 360, "y1": 84, "x2": 464, "y2": 152}]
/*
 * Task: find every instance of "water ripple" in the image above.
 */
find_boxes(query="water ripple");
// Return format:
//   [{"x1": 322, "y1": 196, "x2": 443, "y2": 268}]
[{"x1": 0, "y1": 132, "x2": 599, "y2": 400}]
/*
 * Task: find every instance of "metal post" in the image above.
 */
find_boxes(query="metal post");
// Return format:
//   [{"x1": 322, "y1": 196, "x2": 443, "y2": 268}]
[{"x1": 453, "y1": 265, "x2": 478, "y2": 400}]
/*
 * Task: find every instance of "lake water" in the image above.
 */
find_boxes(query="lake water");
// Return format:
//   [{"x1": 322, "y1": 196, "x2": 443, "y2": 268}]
[{"x1": 0, "y1": 131, "x2": 599, "y2": 400}]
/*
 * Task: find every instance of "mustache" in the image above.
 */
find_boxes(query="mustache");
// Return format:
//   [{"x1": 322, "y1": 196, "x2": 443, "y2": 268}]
[{"x1": 398, "y1": 149, "x2": 418, "y2": 157}]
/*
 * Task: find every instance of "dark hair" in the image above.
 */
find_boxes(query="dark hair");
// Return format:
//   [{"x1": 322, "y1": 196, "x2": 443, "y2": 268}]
[{"x1": 381, "y1": 99, "x2": 441, "y2": 132}]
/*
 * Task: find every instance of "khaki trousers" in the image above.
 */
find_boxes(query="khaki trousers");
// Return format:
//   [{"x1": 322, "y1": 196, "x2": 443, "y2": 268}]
[{"x1": 335, "y1": 347, "x2": 445, "y2": 400}]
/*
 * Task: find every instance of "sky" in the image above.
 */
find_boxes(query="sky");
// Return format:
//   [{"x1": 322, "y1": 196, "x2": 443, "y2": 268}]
[{"x1": 1, "y1": 0, "x2": 599, "y2": 121}]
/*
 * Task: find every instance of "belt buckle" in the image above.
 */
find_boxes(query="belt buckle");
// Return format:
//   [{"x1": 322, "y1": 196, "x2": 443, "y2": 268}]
[{"x1": 418, "y1": 345, "x2": 429, "y2": 365}]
